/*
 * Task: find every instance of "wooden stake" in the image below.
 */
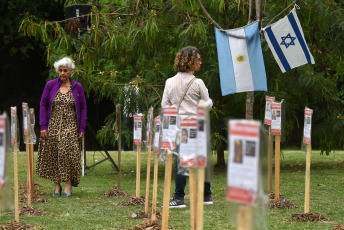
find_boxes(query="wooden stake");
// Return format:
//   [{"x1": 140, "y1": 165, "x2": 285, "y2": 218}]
[
  {"x1": 82, "y1": 136, "x2": 85, "y2": 177},
  {"x1": 145, "y1": 116, "x2": 153, "y2": 213},
  {"x1": 267, "y1": 126, "x2": 273, "y2": 192},
  {"x1": 274, "y1": 135, "x2": 281, "y2": 202},
  {"x1": 161, "y1": 152, "x2": 173, "y2": 230},
  {"x1": 189, "y1": 168, "x2": 197, "y2": 230},
  {"x1": 116, "y1": 104, "x2": 122, "y2": 189},
  {"x1": 25, "y1": 135, "x2": 31, "y2": 207},
  {"x1": 136, "y1": 144, "x2": 141, "y2": 198},
  {"x1": 13, "y1": 109, "x2": 19, "y2": 222},
  {"x1": 304, "y1": 144, "x2": 311, "y2": 213},
  {"x1": 29, "y1": 143, "x2": 34, "y2": 197},
  {"x1": 238, "y1": 205, "x2": 253, "y2": 230},
  {"x1": 151, "y1": 154, "x2": 159, "y2": 221},
  {"x1": 196, "y1": 167, "x2": 205, "y2": 230}
]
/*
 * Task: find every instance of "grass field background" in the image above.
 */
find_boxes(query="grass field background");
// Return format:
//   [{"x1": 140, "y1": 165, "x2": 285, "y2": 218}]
[{"x1": 1, "y1": 149, "x2": 344, "y2": 229}]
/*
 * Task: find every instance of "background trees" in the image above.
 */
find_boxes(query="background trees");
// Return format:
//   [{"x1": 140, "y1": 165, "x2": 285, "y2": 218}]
[{"x1": 11, "y1": 0, "x2": 344, "y2": 165}]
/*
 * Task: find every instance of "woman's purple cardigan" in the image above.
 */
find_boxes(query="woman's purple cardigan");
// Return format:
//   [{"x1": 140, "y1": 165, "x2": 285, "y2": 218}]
[{"x1": 39, "y1": 77, "x2": 87, "y2": 133}]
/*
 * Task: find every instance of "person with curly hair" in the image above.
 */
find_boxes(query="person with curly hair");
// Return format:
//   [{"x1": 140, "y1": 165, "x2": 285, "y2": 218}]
[{"x1": 162, "y1": 46, "x2": 213, "y2": 208}]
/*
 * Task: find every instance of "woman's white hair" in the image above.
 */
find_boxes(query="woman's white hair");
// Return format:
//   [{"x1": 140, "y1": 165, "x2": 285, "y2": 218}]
[{"x1": 54, "y1": 57, "x2": 75, "y2": 72}]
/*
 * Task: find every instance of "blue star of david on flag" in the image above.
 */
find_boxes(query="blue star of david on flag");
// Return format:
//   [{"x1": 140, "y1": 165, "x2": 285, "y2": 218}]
[{"x1": 280, "y1": 33, "x2": 296, "y2": 48}]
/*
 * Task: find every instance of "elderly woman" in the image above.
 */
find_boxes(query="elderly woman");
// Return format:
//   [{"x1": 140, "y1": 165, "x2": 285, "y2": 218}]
[
  {"x1": 36, "y1": 57, "x2": 87, "y2": 198},
  {"x1": 161, "y1": 46, "x2": 213, "y2": 208}
]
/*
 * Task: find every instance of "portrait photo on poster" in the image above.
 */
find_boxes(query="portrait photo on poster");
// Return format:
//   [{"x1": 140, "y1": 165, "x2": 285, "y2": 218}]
[
  {"x1": 163, "y1": 116, "x2": 169, "y2": 129},
  {"x1": 245, "y1": 141, "x2": 256, "y2": 157},
  {"x1": 234, "y1": 139, "x2": 243, "y2": 164},
  {"x1": 198, "y1": 120, "x2": 204, "y2": 132},
  {"x1": 181, "y1": 128, "x2": 188, "y2": 144}
]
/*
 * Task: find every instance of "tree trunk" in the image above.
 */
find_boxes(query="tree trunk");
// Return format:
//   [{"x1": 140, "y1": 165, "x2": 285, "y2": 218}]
[
  {"x1": 246, "y1": 92, "x2": 254, "y2": 119},
  {"x1": 215, "y1": 139, "x2": 226, "y2": 168}
]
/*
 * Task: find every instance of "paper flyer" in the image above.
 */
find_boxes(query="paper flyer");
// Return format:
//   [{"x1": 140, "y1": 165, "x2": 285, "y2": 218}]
[
  {"x1": 153, "y1": 116, "x2": 160, "y2": 154},
  {"x1": 161, "y1": 107, "x2": 178, "y2": 150},
  {"x1": 227, "y1": 120, "x2": 260, "y2": 205},
  {"x1": 146, "y1": 108, "x2": 153, "y2": 143},
  {"x1": 271, "y1": 102, "x2": 282, "y2": 135},
  {"x1": 11, "y1": 107, "x2": 16, "y2": 145},
  {"x1": 22, "y1": 103, "x2": 28, "y2": 136},
  {"x1": 196, "y1": 106, "x2": 207, "y2": 168},
  {"x1": 0, "y1": 115, "x2": 6, "y2": 189},
  {"x1": 133, "y1": 114, "x2": 143, "y2": 145},
  {"x1": 264, "y1": 96, "x2": 275, "y2": 125},
  {"x1": 179, "y1": 116, "x2": 197, "y2": 168},
  {"x1": 303, "y1": 108, "x2": 313, "y2": 144}
]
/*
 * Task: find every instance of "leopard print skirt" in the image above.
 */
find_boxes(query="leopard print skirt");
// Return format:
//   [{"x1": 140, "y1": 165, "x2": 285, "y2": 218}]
[{"x1": 36, "y1": 88, "x2": 81, "y2": 187}]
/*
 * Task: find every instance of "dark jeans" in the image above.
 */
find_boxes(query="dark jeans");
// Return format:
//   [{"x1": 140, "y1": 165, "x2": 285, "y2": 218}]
[{"x1": 174, "y1": 162, "x2": 211, "y2": 199}]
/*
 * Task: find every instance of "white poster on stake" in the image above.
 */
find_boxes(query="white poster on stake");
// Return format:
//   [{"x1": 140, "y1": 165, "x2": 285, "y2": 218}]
[
  {"x1": 11, "y1": 107, "x2": 16, "y2": 145},
  {"x1": 146, "y1": 108, "x2": 153, "y2": 143},
  {"x1": 0, "y1": 115, "x2": 6, "y2": 189},
  {"x1": 197, "y1": 106, "x2": 207, "y2": 168},
  {"x1": 161, "y1": 107, "x2": 178, "y2": 150},
  {"x1": 153, "y1": 116, "x2": 160, "y2": 154},
  {"x1": 179, "y1": 116, "x2": 197, "y2": 167},
  {"x1": 22, "y1": 103, "x2": 28, "y2": 136},
  {"x1": 303, "y1": 108, "x2": 312, "y2": 144},
  {"x1": 271, "y1": 102, "x2": 282, "y2": 135},
  {"x1": 133, "y1": 114, "x2": 143, "y2": 145},
  {"x1": 264, "y1": 96, "x2": 275, "y2": 125},
  {"x1": 227, "y1": 120, "x2": 260, "y2": 205}
]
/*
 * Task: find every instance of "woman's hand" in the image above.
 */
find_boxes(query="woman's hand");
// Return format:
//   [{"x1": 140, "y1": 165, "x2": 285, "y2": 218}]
[
  {"x1": 78, "y1": 132, "x2": 85, "y2": 139},
  {"x1": 41, "y1": 130, "x2": 48, "y2": 140}
]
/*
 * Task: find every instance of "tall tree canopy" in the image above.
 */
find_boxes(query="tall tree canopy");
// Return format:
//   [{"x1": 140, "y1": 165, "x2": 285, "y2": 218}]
[{"x1": 19, "y1": 0, "x2": 344, "y2": 164}]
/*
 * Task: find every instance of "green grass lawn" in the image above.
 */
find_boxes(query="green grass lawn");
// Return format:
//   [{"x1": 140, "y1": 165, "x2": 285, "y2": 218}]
[{"x1": 1, "y1": 149, "x2": 344, "y2": 229}]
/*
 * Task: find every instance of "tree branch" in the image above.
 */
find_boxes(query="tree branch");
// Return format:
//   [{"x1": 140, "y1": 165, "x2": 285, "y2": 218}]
[
  {"x1": 265, "y1": 0, "x2": 296, "y2": 27},
  {"x1": 195, "y1": 0, "x2": 223, "y2": 30}
]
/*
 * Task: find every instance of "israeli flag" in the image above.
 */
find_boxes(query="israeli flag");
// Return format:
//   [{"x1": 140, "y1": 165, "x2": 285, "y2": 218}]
[
  {"x1": 263, "y1": 8, "x2": 315, "y2": 73},
  {"x1": 215, "y1": 22, "x2": 267, "y2": 96}
]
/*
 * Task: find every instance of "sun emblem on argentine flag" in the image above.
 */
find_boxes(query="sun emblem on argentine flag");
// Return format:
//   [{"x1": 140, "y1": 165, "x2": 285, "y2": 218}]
[{"x1": 235, "y1": 54, "x2": 246, "y2": 63}]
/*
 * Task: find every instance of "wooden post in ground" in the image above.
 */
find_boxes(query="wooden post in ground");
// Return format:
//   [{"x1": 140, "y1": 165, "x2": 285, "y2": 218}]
[
  {"x1": 161, "y1": 152, "x2": 173, "y2": 230},
  {"x1": 82, "y1": 136, "x2": 85, "y2": 177},
  {"x1": 304, "y1": 144, "x2": 311, "y2": 213},
  {"x1": 189, "y1": 168, "x2": 197, "y2": 230},
  {"x1": 274, "y1": 135, "x2": 281, "y2": 202},
  {"x1": 151, "y1": 153, "x2": 159, "y2": 220},
  {"x1": 268, "y1": 126, "x2": 273, "y2": 192},
  {"x1": 136, "y1": 144, "x2": 141, "y2": 198},
  {"x1": 29, "y1": 108, "x2": 35, "y2": 197},
  {"x1": 25, "y1": 135, "x2": 31, "y2": 206},
  {"x1": 12, "y1": 107, "x2": 19, "y2": 222},
  {"x1": 238, "y1": 205, "x2": 253, "y2": 230},
  {"x1": 145, "y1": 113, "x2": 153, "y2": 214},
  {"x1": 196, "y1": 168, "x2": 205, "y2": 230},
  {"x1": 116, "y1": 104, "x2": 122, "y2": 189}
]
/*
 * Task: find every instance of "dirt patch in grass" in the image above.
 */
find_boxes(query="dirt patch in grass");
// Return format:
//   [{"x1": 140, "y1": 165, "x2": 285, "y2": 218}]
[
  {"x1": 285, "y1": 212, "x2": 330, "y2": 222},
  {"x1": 19, "y1": 196, "x2": 49, "y2": 204},
  {"x1": 130, "y1": 210, "x2": 162, "y2": 219},
  {"x1": 118, "y1": 196, "x2": 146, "y2": 206},
  {"x1": 101, "y1": 187, "x2": 128, "y2": 198},
  {"x1": 18, "y1": 182, "x2": 45, "y2": 189},
  {"x1": 20, "y1": 189, "x2": 49, "y2": 196},
  {"x1": 127, "y1": 219, "x2": 169, "y2": 230},
  {"x1": 269, "y1": 191, "x2": 297, "y2": 209},
  {"x1": 332, "y1": 223, "x2": 344, "y2": 230},
  {"x1": 8, "y1": 206, "x2": 49, "y2": 216},
  {"x1": 0, "y1": 221, "x2": 37, "y2": 229}
]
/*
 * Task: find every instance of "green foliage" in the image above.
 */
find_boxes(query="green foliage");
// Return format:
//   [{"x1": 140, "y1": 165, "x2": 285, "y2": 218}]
[{"x1": 18, "y1": 0, "x2": 344, "y2": 153}]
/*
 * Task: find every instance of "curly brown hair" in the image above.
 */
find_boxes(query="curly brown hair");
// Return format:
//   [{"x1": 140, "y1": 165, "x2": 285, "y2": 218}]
[{"x1": 174, "y1": 46, "x2": 200, "y2": 72}]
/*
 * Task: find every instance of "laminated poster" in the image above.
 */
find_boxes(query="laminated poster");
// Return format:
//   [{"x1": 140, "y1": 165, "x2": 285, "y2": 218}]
[
  {"x1": 153, "y1": 116, "x2": 160, "y2": 154},
  {"x1": 227, "y1": 120, "x2": 260, "y2": 205},
  {"x1": 264, "y1": 96, "x2": 275, "y2": 125},
  {"x1": 179, "y1": 116, "x2": 197, "y2": 168},
  {"x1": 271, "y1": 102, "x2": 282, "y2": 135},
  {"x1": 133, "y1": 114, "x2": 142, "y2": 145},
  {"x1": 303, "y1": 108, "x2": 312, "y2": 144},
  {"x1": 196, "y1": 106, "x2": 207, "y2": 168},
  {"x1": 161, "y1": 107, "x2": 178, "y2": 150},
  {"x1": 11, "y1": 107, "x2": 16, "y2": 145},
  {"x1": 22, "y1": 103, "x2": 28, "y2": 136},
  {"x1": 146, "y1": 108, "x2": 153, "y2": 143},
  {"x1": 0, "y1": 116, "x2": 6, "y2": 189}
]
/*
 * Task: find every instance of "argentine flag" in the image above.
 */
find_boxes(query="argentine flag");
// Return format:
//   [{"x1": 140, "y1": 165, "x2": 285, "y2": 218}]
[
  {"x1": 263, "y1": 8, "x2": 315, "y2": 73},
  {"x1": 215, "y1": 22, "x2": 267, "y2": 96}
]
